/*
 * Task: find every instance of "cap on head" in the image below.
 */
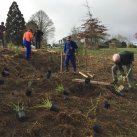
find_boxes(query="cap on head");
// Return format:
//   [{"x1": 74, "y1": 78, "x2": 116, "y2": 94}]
[{"x1": 112, "y1": 54, "x2": 120, "y2": 63}]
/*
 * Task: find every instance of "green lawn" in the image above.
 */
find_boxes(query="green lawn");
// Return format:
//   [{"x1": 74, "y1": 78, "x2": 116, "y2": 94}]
[
  {"x1": 86, "y1": 48, "x2": 137, "y2": 57},
  {"x1": 50, "y1": 47, "x2": 137, "y2": 58}
]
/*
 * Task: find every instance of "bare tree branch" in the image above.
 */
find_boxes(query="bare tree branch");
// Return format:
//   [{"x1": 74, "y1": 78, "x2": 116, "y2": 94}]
[{"x1": 30, "y1": 10, "x2": 55, "y2": 42}]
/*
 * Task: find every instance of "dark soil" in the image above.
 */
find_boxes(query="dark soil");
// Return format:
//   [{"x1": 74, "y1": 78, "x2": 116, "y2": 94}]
[{"x1": 0, "y1": 48, "x2": 137, "y2": 137}]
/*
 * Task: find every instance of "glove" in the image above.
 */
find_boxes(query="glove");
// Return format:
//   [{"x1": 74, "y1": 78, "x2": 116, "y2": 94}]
[{"x1": 122, "y1": 76, "x2": 126, "y2": 82}]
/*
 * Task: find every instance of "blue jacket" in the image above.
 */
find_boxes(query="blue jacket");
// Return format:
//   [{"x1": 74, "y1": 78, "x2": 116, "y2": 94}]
[{"x1": 64, "y1": 40, "x2": 78, "y2": 55}]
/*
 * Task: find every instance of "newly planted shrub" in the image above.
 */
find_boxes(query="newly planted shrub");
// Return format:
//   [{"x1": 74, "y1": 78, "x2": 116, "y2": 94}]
[
  {"x1": 26, "y1": 81, "x2": 32, "y2": 97},
  {"x1": 86, "y1": 94, "x2": 101, "y2": 119},
  {"x1": 12, "y1": 102, "x2": 27, "y2": 121},
  {"x1": 56, "y1": 84, "x2": 64, "y2": 94},
  {"x1": 37, "y1": 98, "x2": 52, "y2": 110},
  {"x1": 36, "y1": 98, "x2": 59, "y2": 112},
  {"x1": 28, "y1": 81, "x2": 32, "y2": 87}
]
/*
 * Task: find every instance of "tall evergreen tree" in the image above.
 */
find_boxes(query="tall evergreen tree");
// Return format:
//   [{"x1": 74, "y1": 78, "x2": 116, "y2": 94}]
[{"x1": 6, "y1": 1, "x2": 26, "y2": 45}]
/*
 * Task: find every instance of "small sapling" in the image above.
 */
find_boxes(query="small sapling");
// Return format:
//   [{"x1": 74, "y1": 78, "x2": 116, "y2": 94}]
[
  {"x1": 12, "y1": 102, "x2": 27, "y2": 121},
  {"x1": 56, "y1": 84, "x2": 69, "y2": 96},
  {"x1": 26, "y1": 81, "x2": 32, "y2": 97},
  {"x1": 47, "y1": 68, "x2": 52, "y2": 79},
  {"x1": 35, "y1": 98, "x2": 59, "y2": 112}
]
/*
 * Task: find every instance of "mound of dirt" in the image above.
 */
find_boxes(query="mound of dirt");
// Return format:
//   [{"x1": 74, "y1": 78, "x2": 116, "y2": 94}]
[{"x1": 0, "y1": 48, "x2": 137, "y2": 137}]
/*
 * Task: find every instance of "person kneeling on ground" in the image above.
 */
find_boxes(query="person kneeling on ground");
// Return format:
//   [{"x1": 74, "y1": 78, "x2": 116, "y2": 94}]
[
  {"x1": 64, "y1": 36, "x2": 78, "y2": 72},
  {"x1": 111, "y1": 51, "x2": 134, "y2": 88}
]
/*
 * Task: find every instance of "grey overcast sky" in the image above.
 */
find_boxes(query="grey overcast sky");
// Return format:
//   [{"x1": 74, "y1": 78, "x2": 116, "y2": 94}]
[{"x1": 0, "y1": 0, "x2": 137, "y2": 43}]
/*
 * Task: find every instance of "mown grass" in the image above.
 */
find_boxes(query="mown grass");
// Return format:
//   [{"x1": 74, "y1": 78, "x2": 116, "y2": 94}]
[{"x1": 51, "y1": 47, "x2": 137, "y2": 58}]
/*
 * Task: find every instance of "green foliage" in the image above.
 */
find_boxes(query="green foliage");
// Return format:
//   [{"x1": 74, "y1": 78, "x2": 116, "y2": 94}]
[
  {"x1": 76, "y1": 43, "x2": 86, "y2": 56},
  {"x1": 12, "y1": 102, "x2": 25, "y2": 112},
  {"x1": 118, "y1": 75, "x2": 126, "y2": 83},
  {"x1": 28, "y1": 80, "x2": 32, "y2": 88},
  {"x1": 52, "y1": 47, "x2": 137, "y2": 58},
  {"x1": 88, "y1": 93, "x2": 101, "y2": 117},
  {"x1": 6, "y1": 1, "x2": 26, "y2": 45},
  {"x1": 8, "y1": 43, "x2": 21, "y2": 55},
  {"x1": 8, "y1": 43, "x2": 15, "y2": 50},
  {"x1": 121, "y1": 41, "x2": 127, "y2": 48},
  {"x1": 55, "y1": 84, "x2": 64, "y2": 94},
  {"x1": 36, "y1": 98, "x2": 52, "y2": 110}
]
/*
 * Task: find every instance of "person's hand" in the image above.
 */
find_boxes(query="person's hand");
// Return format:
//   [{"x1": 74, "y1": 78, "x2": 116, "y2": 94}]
[{"x1": 122, "y1": 76, "x2": 126, "y2": 82}]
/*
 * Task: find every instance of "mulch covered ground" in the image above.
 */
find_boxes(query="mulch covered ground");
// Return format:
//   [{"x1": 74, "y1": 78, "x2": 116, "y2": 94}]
[{"x1": 0, "y1": 48, "x2": 137, "y2": 137}]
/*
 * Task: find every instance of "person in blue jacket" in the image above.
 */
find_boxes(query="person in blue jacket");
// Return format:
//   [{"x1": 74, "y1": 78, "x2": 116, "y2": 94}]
[{"x1": 64, "y1": 36, "x2": 78, "y2": 72}]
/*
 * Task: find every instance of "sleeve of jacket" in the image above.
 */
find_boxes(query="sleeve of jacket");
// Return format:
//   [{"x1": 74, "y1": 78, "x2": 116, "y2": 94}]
[
  {"x1": 73, "y1": 41, "x2": 78, "y2": 49},
  {"x1": 64, "y1": 42, "x2": 67, "y2": 53}
]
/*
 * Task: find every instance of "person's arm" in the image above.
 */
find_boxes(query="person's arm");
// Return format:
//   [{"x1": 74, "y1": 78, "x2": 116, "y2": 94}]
[
  {"x1": 41, "y1": 31, "x2": 44, "y2": 36},
  {"x1": 118, "y1": 64, "x2": 125, "y2": 76},
  {"x1": 64, "y1": 43, "x2": 66, "y2": 54},
  {"x1": 30, "y1": 32, "x2": 33, "y2": 44},
  {"x1": 64, "y1": 42, "x2": 67, "y2": 54},
  {"x1": 73, "y1": 41, "x2": 78, "y2": 49}
]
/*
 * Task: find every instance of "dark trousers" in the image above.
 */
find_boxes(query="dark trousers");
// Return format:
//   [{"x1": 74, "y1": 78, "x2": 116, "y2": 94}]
[
  {"x1": 35, "y1": 40, "x2": 41, "y2": 49},
  {"x1": 64, "y1": 54, "x2": 76, "y2": 71},
  {"x1": 24, "y1": 42, "x2": 31, "y2": 60}
]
